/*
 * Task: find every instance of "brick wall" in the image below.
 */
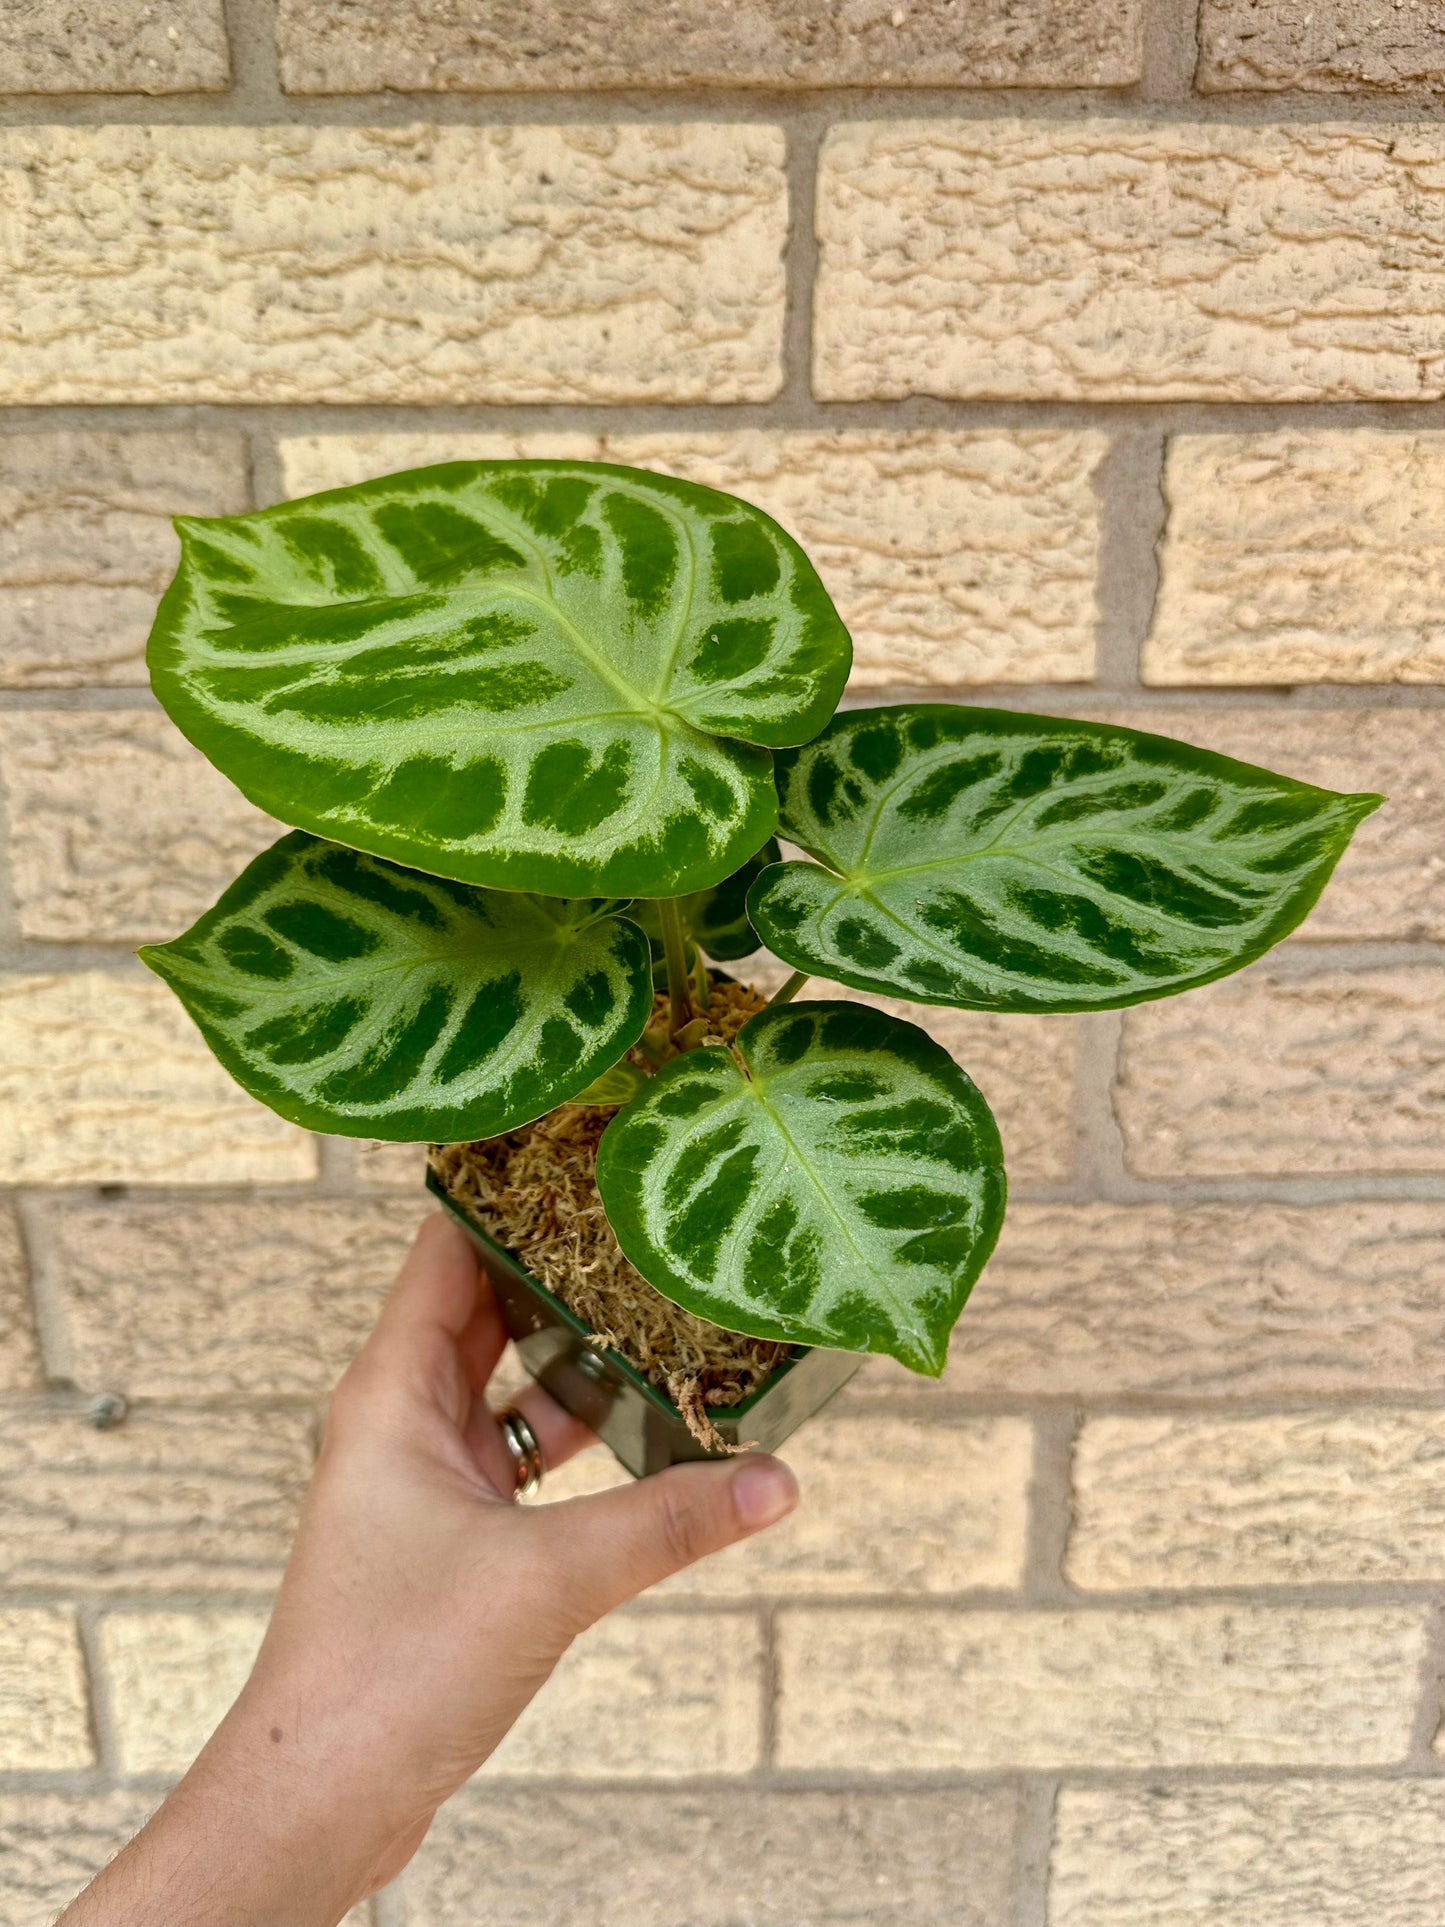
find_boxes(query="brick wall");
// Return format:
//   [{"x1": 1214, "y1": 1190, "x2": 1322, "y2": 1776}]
[{"x1": 2, "y1": 2, "x2": 1444, "y2": 1921}]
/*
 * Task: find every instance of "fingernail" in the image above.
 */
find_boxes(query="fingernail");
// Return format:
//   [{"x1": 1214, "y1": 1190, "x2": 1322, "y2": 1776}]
[{"x1": 731, "y1": 1457, "x2": 798, "y2": 1531}]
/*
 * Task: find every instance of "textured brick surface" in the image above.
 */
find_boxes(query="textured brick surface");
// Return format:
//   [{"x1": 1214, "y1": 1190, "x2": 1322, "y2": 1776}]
[
  {"x1": 0, "y1": 1, "x2": 229, "y2": 93},
  {"x1": 0, "y1": 1609, "x2": 93, "y2": 1770},
  {"x1": 0, "y1": 428, "x2": 249, "y2": 687},
  {"x1": 1085, "y1": 706, "x2": 1444, "y2": 942},
  {"x1": 0, "y1": 1404, "x2": 310, "y2": 1592},
  {"x1": 742, "y1": 957, "x2": 1077, "y2": 1188},
  {"x1": 1051, "y1": 1782, "x2": 1445, "y2": 1927},
  {"x1": 0, "y1": 1211, "x2": 40, "y2": 1395},
  {"x1": 488, "y1": 1614, "x2": 763, "y2": 1779},
  {"x1": 101, "y1": 1610, "x2": 266, "y2": 1775},
  {"x1": 544, "y1": 1415, "x2": 1033, "y2": 1597},
  {"x1": 815, "y1": 122, "x2": 1445, "y2": 402},
  {"x1": 870, "y1": 1201, "x2": 1445, "y2": 1402},
  {"x1": 1199, "y1": 1, "x2": 1445, "y2": 93},
  {"x1": 401, "y1": 1786, "x2": 1020, "y2": 1927},
  {"x1": 1071, "y1": 1411, "x2": 1445, "y2": 1590},
  {"x1": 0, "y1": 1792, "x2": 157, "y2": 1927},
  {"x1": 34, "y1": 1198, "x2": 420, "y2": 1396},
  {"x1": 1148, "y1": 433, "x2": 1445, "y2": 683},
  {"x1": 776, "y1": 1606, "x2": 1427, "y2": 1770},
  {"x1": 1116, "y1": 960, "x2": 1445, "y2": 1179},
  {"x1": 279, "y1": 428, "x2": 1104, "y2": 686},
  {"x1": 0, "y1": 126, "x2": 786, "y2": 405},
  {"x1": 0, "y1": 712, "x2": 277, "y2": 943},
  {"x1": 279, "y1": 0, "x2": 1144, "y2": 92},
  {"x1": 0, "y1": 973, "x2": 316, "y2": 1186}
]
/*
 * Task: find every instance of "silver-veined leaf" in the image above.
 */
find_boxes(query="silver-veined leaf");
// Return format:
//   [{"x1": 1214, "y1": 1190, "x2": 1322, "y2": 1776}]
[
  {"x1": 148, "y1": 461, "x2": 852, "y2": 899},
  {"x1": 595, "y1": 1001, "x2": 1006, "y2": 1374},
  {"x1": 748, "y1": 706, "x2": 1382, "y2": 1013},
  {"x1": 138, "y1": 831, "x2": 653, "y2": 1140}
]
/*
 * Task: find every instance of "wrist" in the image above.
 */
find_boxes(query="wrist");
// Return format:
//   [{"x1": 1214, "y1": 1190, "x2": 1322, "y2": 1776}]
[{"x1": 60, "y1": 1702, "x2": 398, "y2": 1927}]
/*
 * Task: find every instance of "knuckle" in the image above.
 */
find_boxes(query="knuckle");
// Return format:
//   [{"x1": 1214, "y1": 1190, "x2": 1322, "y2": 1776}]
[{"x1": 651, "y1": 1480, "x2": 712, "y2": 1571}]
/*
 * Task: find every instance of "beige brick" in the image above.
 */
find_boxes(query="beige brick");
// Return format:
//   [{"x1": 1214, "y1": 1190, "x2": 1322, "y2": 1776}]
[
  {"x1": 1071, "y1": 1411, "x2": 1445, "y2": 1590},
  {"x1": 665, "y1": 1413, "x2": 1031, "y2": 1597},
  {"x1": 1148, "y1": 433, "x2": 1445, "y2": 683},
  {"x1": 0, "y1": 1791, "x2": 157, "y2": 1927},
  {"x1": 740, "y1": 956, "x2": 1076, "y2": 1188},
  {"x1": 0, "y1": 1209, "x2": 41, "y2": 1394},
  {"x1": 0, "y1": 1404, "x2": 311, "y2": 1592},
  {"x1": 844, "y1": 1200, "x2": 1445, "y2": 1402},
  {"x1": 1080, "y1": 706, "x2": 1444, "y2": 942},
  {"x1": 0, "y1": 126, "x2": 785, "y2": 405},
  {"x1": 1116, "y1": 960, "x2": 1445, "y2": 1179},
  {"x1": 360, "y1": 1140, "x2": 432, "y2": 1191},
  {"x1": 35, "y1": 1198, "x2": 421, "y2": 1397},
  {"x1": 279, "y1": 0, "x2": 1142, "y2": 92},
  {"x1": 0, "y1": 972, "x2": 316, "y2": 1185},
  {"x1": 0, "y1": 1, "x2": 228, "y2": 93},
  {"x1": 401, "y1": 1787, "x2": 1019, "y2": 1927},
  {"x1": 101, "y1": 1610, "x2": 265, "y2": 1775},
  {"x1": 816, "y1": 121, "x2": 1445, "y2": 403},
  {"x1": 1199, "y1": 0, "x2": 1445, "y2": 93},
  {"x1": 488, "y1": 1613, "x2": 762, "y2": 1779},
  {"x1": 280, "y1": 428, "x2": 1104, "y2": 686},
  {"x1": 0, "y1": 428, "x2": 248, "y2": 688},
  {"x1": 776, "y1": 1605, "x2": 1426, "y2": 1770},
  {"x1": 1051, "y1": 1782, "x2": 1445, "y2": 1927},
  {"x1": 544, "y1": 1415, "x2": 1033, "y2": 1597},
  {"x1": 0, "y1": 1608, "x2": 93, "y2": 1769},
  {"x1": 0, "y1": 711, "x2": 278, "y2": 943}
]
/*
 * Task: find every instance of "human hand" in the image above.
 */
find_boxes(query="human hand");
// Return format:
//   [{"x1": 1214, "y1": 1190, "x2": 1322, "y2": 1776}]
[{"x1": 59, "y1": 1213, "x2": 799, "y2": 1927}]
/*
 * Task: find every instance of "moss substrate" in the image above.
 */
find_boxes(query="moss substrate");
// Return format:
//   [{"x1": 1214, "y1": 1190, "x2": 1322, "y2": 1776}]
[{"x1": 431, "y1": 975, "x2": 791, "y2": 1449}]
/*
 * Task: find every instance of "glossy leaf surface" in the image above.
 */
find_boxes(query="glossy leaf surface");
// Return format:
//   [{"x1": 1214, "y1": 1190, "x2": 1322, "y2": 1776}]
[
  {"x1": 596, "y1": 1002, "x2": 1006, "y2": 1374},
  {"x1": 148, "y1": 461, "x2": 851, "y2": 898},
  {"x1": 749, "y1": 706, "x2": 1381, "y2": 1013},
  {"x1": 140, "y1": 832, "x2": 652, "y2": 1140}
]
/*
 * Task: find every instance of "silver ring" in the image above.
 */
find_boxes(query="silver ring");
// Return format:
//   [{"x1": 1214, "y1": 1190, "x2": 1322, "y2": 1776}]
[{"x1": 498, "y1": 1407, "x2": 545, "y2": 1501}]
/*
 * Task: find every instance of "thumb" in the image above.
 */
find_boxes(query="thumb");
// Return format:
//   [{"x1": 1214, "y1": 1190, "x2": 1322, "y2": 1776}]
[{"x1": 537, "y1": 1454, "x2": 799, "y2": 1624}]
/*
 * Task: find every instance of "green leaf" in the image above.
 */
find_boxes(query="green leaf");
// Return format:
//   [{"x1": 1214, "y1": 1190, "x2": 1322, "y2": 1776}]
[
  {"x1": 681, "y1": 837, "x2": 781, "y2": 961},
  {"x1": 138, "y1": 831, "x2": 653, "y2": 1141},
  {"x1": 565, "y1": 1060, "x2": 649, "y2": 1107},
  {"x1": 595, "y1": 1001, "x2": 1006, "y2": 1374},
  {"x1": 631, "y1": 838, "x2": 781, "y2": 964},
  {"x1": 748, "y1": 706, "x2": 1382, "y2": 1014},
  {"x1": 147, "y1": 461, "x2": 852, "y2": 899}
]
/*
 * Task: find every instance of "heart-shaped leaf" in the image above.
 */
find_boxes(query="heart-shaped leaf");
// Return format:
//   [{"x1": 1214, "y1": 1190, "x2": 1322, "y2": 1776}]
[
  {"x1": 595, "y1": 1001, "x2": 1006, "y2": 1373},
  {"x1": 139, "y1": 831, "x2": 653, "y2": 1140},
  {"x1": 148, "y1": 461, "x2": 851, "y2": 899},
  {"x1": 748, "y1": 706, "x2": 1382, "y2": 1013}
]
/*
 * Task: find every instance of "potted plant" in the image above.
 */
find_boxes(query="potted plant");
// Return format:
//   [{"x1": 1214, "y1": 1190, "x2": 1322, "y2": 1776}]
[{"x1": 139, "y1": 460, "x2": 1379, "y2": 1476}]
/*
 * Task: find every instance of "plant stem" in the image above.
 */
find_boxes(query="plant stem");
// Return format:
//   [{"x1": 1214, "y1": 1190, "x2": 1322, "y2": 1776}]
[
  {"x1": 657, "y1": 898, "x2": 694, "y2": 1041},
  {"x1": 768, "y1": 969, "x2": 810, "y2": 1006}
]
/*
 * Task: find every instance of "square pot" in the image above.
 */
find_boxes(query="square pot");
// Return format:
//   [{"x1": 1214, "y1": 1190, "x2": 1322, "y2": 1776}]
[{"x1": 428, "y1": 1165, "x2": 862, "y2": 1478}]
